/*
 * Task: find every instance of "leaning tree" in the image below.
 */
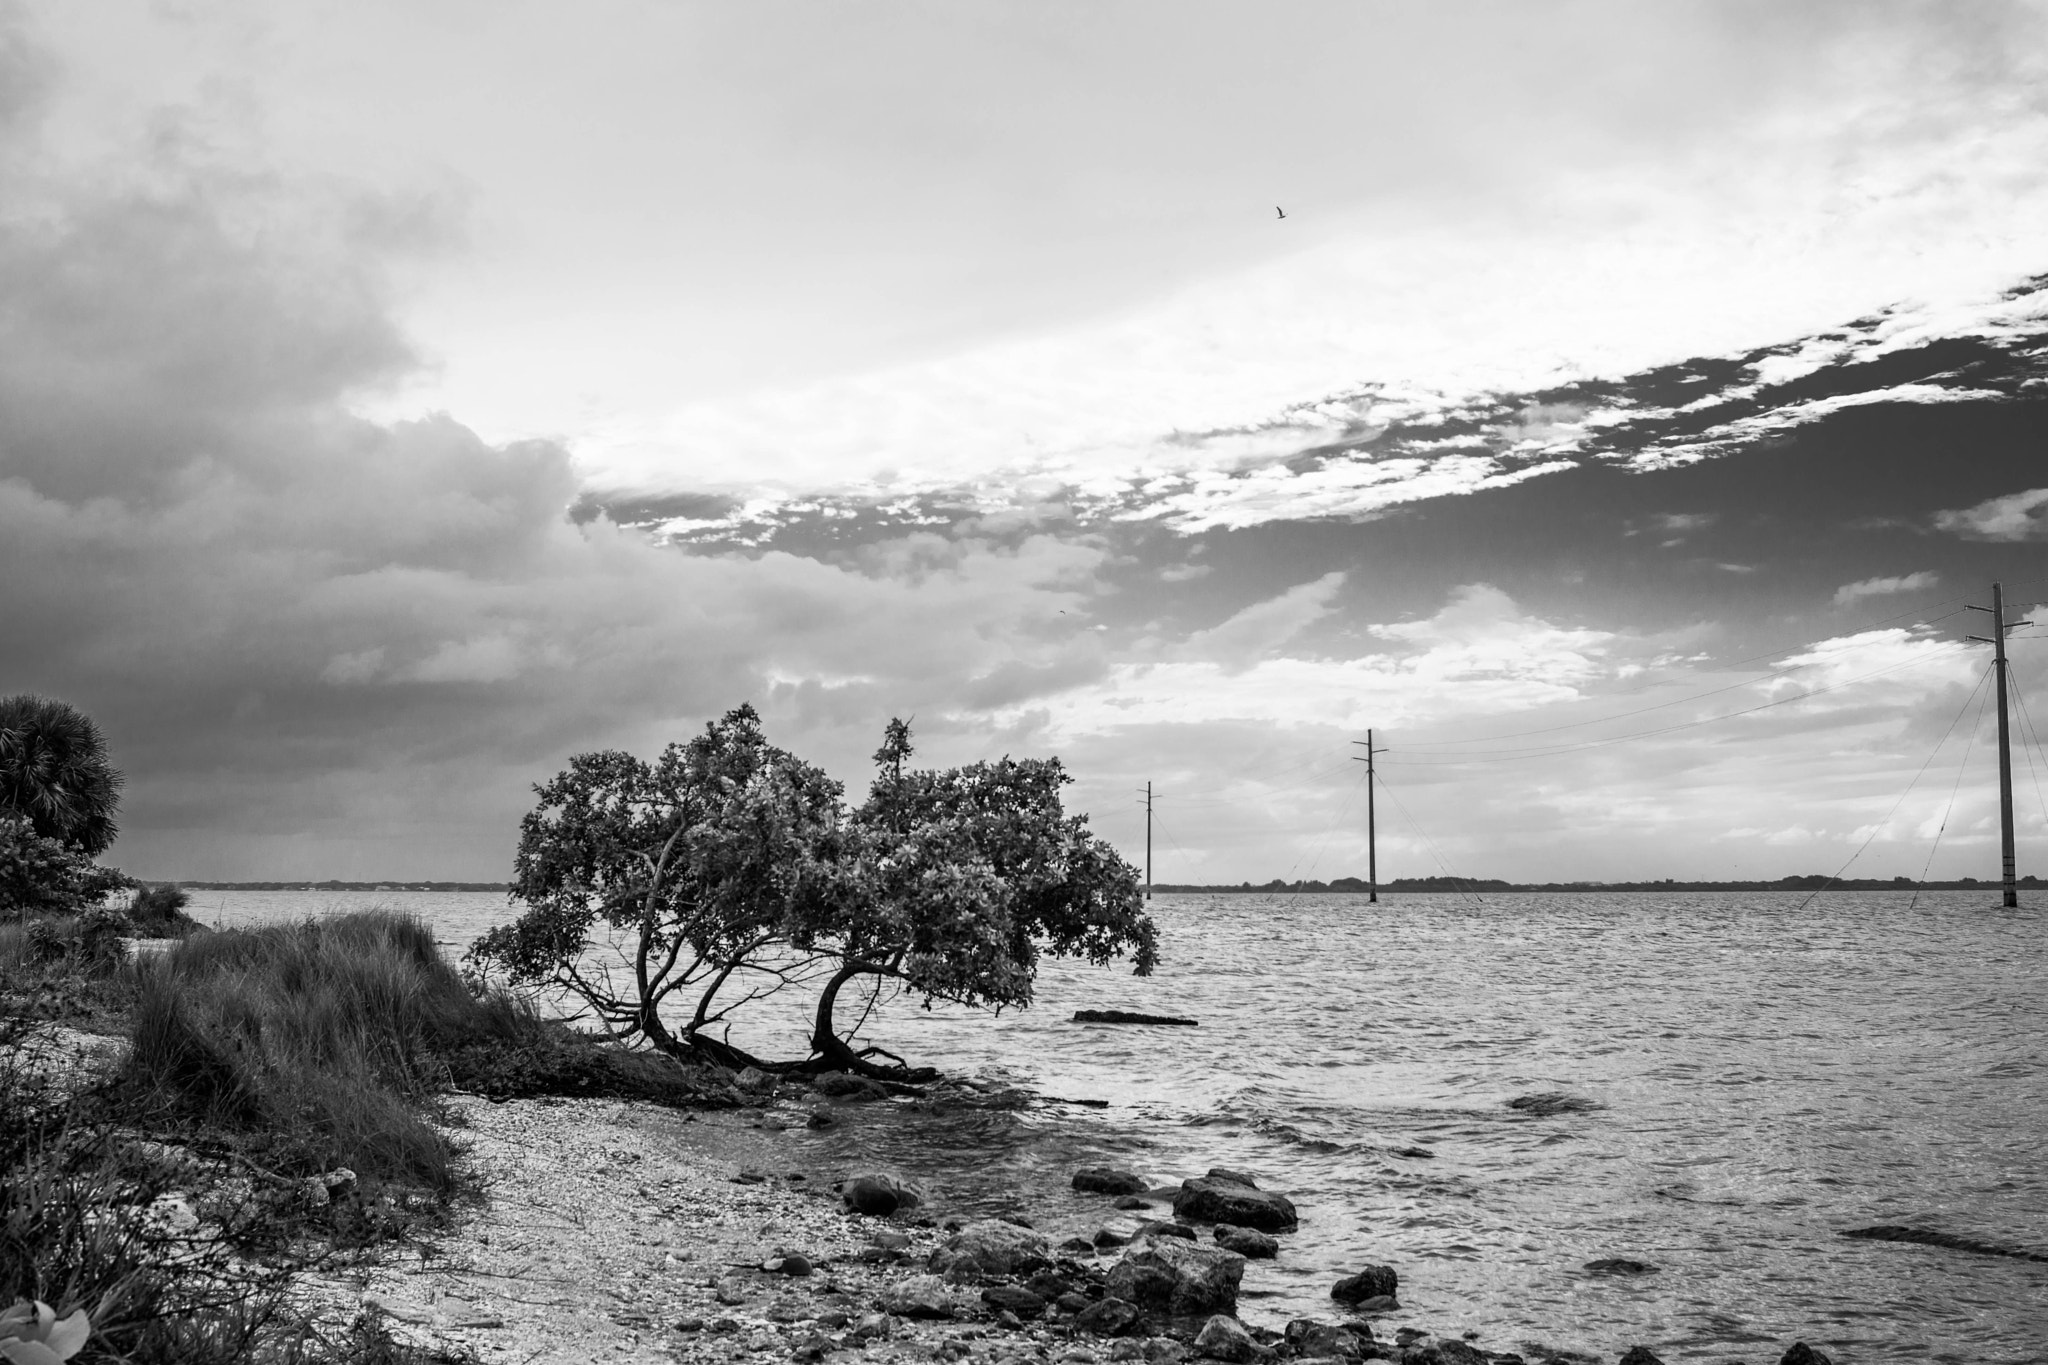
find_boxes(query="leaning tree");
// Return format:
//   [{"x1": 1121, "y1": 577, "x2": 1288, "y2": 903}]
[
  {"x1": 788, "y1": 719, "x2": 1159, "y2": 1079},
  {"x1": 466, "y1": 704, "x2": 846, "y2": 1063}
]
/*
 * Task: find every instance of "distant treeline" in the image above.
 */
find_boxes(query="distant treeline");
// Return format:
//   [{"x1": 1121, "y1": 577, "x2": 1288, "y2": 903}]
[
  {"x1": 1149, "y1": 875, "x2": 2043, "y2": 894},
  {"x1": 168, "y1": 880, "x2": 511, "y2": 893}
]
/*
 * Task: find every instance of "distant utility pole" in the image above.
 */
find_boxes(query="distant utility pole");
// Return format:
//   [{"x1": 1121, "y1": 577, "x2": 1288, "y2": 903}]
[
  {"x1": 1967, "y1": 582, "x2": 2023, "y2": 908},
  {"x1": 1351, "y1": 731, "x2": 1388, "y2": 903},
  {"x1": 1143, "y1": 781, "x2": 1153, "y2": 901}
]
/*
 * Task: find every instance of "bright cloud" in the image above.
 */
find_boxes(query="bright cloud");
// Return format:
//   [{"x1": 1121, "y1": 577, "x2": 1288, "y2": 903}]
[
  {"x1": 1834, "y1": 571, "x2": 1941, "y2": 606},
  {"x1": 1935, "y1": 487, "x2": 2048, "y2": 541}
]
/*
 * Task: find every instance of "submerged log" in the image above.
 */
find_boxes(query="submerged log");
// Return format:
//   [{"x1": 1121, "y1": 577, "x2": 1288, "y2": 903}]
[
  {"x1": 1071, "y1": 1009, "x2": 1199, "y2": 1026},
  {"x1": 1842, "y1": 1225, "x2": 2048, "y2": 1262}
]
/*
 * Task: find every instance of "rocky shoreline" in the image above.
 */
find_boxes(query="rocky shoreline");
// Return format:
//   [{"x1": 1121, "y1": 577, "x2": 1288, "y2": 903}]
[{"x1": 306, "y1": 1073, "x2": 1843, "y2": 1365}]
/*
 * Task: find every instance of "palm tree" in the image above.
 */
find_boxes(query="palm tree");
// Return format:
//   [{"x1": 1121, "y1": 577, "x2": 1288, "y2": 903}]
[{"x1": 0, "y1": 695, "x2": 123, "y2": 856}]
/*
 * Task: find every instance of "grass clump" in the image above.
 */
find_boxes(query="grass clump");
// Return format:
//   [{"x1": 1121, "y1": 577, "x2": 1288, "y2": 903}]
[{"x1": 125, "y1": 910, "x2": 531, "y2": 1195}]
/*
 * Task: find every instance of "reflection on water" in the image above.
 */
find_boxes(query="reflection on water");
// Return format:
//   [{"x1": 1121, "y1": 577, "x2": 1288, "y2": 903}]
[{"x1": 195, "y1": 890, "x2": 2048, "y2": 1363}]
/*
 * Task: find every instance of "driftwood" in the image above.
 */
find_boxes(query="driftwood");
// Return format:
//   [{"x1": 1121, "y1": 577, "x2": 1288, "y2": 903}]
[
  {"x1": 1842, "y1": 1225, "x2": 2048, "y2": 1262},
  {"x1": 1070, "y1": 1009, "x2": 1198, "y2": 1027}
]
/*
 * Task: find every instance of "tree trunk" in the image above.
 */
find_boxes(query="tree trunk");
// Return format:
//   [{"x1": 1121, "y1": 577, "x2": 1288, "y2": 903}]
[{"x1": 809, "y1": 960, "x2": 939, "y2": 1082}]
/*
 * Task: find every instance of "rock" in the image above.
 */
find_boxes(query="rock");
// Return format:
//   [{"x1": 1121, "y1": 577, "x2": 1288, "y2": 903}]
[
  {"x1": 1073, "y1": 1298, "x2": 1148, "y2": 1337},
  {"x1": 983, "y1": 1285, "x2": 1047, "y2": 1319},
  {"x1": 1062, "y1": 1236, "x2": 1098, "y2": 1254},
  {"x1": 843, "y1": 1174, "x2": 916, "y2": 1216},
  {"x1": 1071, "y1": 1009, "x2": 1200, "y2": 1026},
  {"x1": 1106, "y1": 1236, "x2": 1246, "y2": 1317},
  {"x1": 735, "y1": 1066, "x2": 773, "y2": 1091},
  {"x1": 713, "y1": 1278, "x2": 751, "y2": 1306},
  {"x1": 1056, "y1": 1291, "x2": 1092, "y2": 1314},
  {"x1": 1095, "y1": 1225, "x2": 1135, "y2": 1250},
  {"x1": 1205, "y1": 1167, "x2": 1258, "y2": 1188},
  {"x1": 299, "y1": 1175, "x2": 331, "y2": 1209},
  {"x1": 1213, "y1": 1225, "x2": 1278, "y2": 1259},
  {"x1": 1074, "y1": 1167, "x2": 1150, "y2": 1196},
  {"x1": 1173, "y1": 1176, "x2": 1298, "y2": 1233},
  {"x1": 1779, "y1": 1346, "x2": 1834, "y2": 1365},
  {"x1": 791, "y1": 1334, "x2": 837, "y2": 1363},
  {"x1": 872, "y1": 1230, "x2": 912, "y2": 1250},
  {"x1": 1025, "y1": 1270, "x2": 1074, "y2": 1300},
  {"x1": 815, "y1": 1070, "x2": 894, "y2": 1102},
  {"x1": 806, "y1": 1110, "x2": 836, "y2": 1129},
  {"x1": 1194, "y1": 1314, "x2": 1258, "y2": 1362},
  {"x1": 1285, "y1": 1319, "x2": 1373, "y2": 1360},
  {"x1": 1506, "y1": 1092, "x2": 1600, "y2": 1116},
  {"x1": 1140, "y1": 1221, "x2": 1198, "y2": 1242},
  {"x1": 928, "y1": 1219, "x2": 1054, "y2": 1277},
  {"x1": 878, "y1": 1274, "x2": 963, "y2": 1319},
  {"x1": 1345, "y1": 1294, "x2": 1400, "y2": 1314},
  {"x1": 1330, "y1": 1266, "x2": 1398, "y2": 1304},
  {"x1": 1438, "y1": 1343, "x2": 1489, "y2": 1365},
  {"x1": 1585, "y1": 1258, "x2": 1658, "y2": 1275},
  {"x1": 322, "y1": 1168, "x2": 358, "y2": 1200},
  {"x1": 1114, "y1": 1196, "x2": 1154, "y2": 1210},
  {"x1": 1617, "y1": 1349, "x2": 1665, "y2": 1365}
]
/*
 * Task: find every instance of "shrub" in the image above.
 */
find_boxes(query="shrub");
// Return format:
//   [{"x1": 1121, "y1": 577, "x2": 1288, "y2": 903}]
[{"x1": 125, "y1": 886, "x2": 199, "y2": 940}]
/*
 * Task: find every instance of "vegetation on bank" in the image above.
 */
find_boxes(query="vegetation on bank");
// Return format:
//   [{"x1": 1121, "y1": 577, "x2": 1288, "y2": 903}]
[
  {"x1": 1, "y1": 694, "x2": 736, "y2": 1362},
  {"x1": 466, "y1": 706, "x2": 1158, "y2": 1080}
]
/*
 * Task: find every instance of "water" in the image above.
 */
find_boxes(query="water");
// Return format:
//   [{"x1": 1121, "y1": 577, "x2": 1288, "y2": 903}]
[{"x1": 188, "y1": 889, "x2": 2048, "y2": 1363}]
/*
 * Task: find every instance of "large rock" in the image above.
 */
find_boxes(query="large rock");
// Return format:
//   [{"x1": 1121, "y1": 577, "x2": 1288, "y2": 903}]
[
  {"x1": 1779, "y1": 1346, "x2": 1834, "y2": 1365},
  {"x1": 1617, "y1": 1349, "x2": 1666, "y2": 1365},
  {"x1": 927, "y1": 1219, "x2": 1053, "y2": 1278},
  {"x1": 1106, "y1": 1236, "x2": 1246, "y2": 1317},
  {"x1": 1213, "y1": 1224, "x2": 1278, "y2": 1258},
  {"x1": 1073, "y1": 1167, "x2": 1149, "y2": 1196},
  {"x1": 842, "y1": 1175, "x2": 918, "y2": 1216},
  {"x1": 1331, "y1": 1265, "x2": 1398, "y2": 1304},
  {"x1": 1173, "y1": 1175, "x2": 1298, "y2": 1233},
  {"x1": 1285, "y1": 1319, "x2": 1374, "y2": 1360},
  {"x1": 1193, "y1": 1314, "x2": 1259, "y2": 1362},
  {"x1": 1437, "y1": 1342, "x2": 1489, "y2": 1365}
]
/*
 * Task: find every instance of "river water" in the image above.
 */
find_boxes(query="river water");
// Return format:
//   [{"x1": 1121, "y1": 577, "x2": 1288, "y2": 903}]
[{"x1": 184, "y1": 889, "x2": 2047, "y2": 1363}]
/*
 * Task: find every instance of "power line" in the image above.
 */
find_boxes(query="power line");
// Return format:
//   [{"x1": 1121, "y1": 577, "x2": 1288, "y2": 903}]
[
  {"x1": 1383, "y1": 642, "x2": 1971, "y2": 766},
  {"x1": 1382, "y1": 595, "x2": 1995, "y2": 750},
  {"x1": 1797, "y1": 661, "x2": 1993, "y2": 912}
]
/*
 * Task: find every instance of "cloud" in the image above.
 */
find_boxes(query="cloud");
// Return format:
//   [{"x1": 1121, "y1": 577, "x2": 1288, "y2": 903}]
[
  {"x1": 1179, "y1": 572, "x2": 1345, "y2": 663},
  {"x1": 1834, "y1": 571, "x2": 1940, "y2": 606},
  {"x1": 1934, "y1": 487, "x2": 2048, "y2": 541}
]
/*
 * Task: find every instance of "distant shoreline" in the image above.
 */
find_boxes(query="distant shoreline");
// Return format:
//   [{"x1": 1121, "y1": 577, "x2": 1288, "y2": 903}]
[
  {"x1": 157, "y1": 876, "x2": 2041, "y2": 894},
  {"x1": 168, "y1": 880, "x2": 511, "y2": 892},
  {"x1": 1148, "y1": 876, "x2": 2045, "y2": 894}
]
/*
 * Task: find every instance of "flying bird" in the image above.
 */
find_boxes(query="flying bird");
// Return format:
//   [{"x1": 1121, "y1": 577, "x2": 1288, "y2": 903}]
[{"x1": 1276, "y1": 206, "x2": 1286, "y2": 219}]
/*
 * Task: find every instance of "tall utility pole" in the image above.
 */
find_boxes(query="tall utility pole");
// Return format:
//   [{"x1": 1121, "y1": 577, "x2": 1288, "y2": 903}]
[
  {"x1": 1144, "y1": 781, "x2": 1153, "y2": 901},
  {"x1": 1351, "y1": 731, "x2": 1388, "y2": 903},
  {"x1": 1967, "y1": 582, "x2": 2022, "y2": 907}
]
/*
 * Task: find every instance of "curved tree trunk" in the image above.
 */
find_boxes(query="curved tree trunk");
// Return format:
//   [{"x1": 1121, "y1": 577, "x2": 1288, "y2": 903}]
[{"x1": 809, "y1": 960, "x2": 939, "y2": 1083}]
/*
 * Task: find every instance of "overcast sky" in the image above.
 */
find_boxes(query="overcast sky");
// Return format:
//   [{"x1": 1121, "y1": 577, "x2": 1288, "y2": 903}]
[{"x1": 5, "y1": 0, "x2": 2048, "y2": 884}]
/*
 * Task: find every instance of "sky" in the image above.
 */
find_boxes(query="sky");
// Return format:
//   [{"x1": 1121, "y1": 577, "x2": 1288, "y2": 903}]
[{"x1": 5, "y1": 0, "x2": 2048, "y2": 884}]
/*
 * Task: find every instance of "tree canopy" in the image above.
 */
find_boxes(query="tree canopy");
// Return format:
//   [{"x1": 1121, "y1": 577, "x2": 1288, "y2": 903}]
[
  {"x1": 467, "y1": 704, "x2": 844, "y2": 1057},
  {"x1": 0, "y1": 695, "x2": 131, "y2": 917},
  {"x1": 0, "y1": 695, "x2": 123, "y2": 856},
  {"x1": 468, "y1": 707, "x2": 1157, "y2": 1078}
]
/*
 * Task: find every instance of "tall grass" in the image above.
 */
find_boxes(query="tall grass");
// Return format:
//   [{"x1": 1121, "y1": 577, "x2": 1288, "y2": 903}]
[{"x1": 126, "y1": 910, "x2": 542, "y2": 1191}]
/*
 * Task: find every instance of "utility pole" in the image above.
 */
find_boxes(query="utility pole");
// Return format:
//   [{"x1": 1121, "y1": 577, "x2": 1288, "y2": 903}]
[
  {"x1": 1143, "y1": 781, "x2": 1153, "y2": 901},
  {"x1": 1967, "y1": 582, "x2": 2023, "y2": 907},
  {"x1": 1351, "y1": 731, "x2": 1388, "y2": 903}
]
